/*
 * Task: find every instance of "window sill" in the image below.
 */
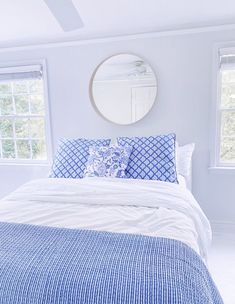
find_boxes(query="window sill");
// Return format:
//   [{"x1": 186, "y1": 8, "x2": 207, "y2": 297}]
[{"x1": 209, "y1": 167, "x2": 235, "y2": 174}]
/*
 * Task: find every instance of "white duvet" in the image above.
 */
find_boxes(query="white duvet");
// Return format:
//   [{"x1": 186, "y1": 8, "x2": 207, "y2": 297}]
[{"x1": 0, "y1": 177, "x2": 211, "y2": 260}]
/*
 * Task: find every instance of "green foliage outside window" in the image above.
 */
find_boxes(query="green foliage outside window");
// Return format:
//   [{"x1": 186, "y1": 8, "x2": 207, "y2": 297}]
[
  {"x1": 0, "y1": 79, "x2": 47, "y2": 161},
  {"x1": 220, "y1": 71, "x2": 235, "y2": 163}
]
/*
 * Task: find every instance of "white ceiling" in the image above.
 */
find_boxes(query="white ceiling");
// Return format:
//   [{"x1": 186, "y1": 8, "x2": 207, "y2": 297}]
[{"x1": 1, "y1": 0, "x2": 235, "y2": 47}]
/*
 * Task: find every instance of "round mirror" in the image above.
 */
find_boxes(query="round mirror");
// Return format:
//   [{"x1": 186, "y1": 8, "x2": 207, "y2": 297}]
[{"x1": 90, "y1": 54, "x2": 157, "y2": 125}]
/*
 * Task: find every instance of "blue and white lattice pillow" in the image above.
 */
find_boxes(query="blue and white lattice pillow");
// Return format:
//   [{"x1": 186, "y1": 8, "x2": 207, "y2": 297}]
[
  {"x1": 117, "y1": 133, "x2": 178, "y2": 183},
  {"x1": 50, "y1": 138, "x2": 111, "y2": 179},
  {"x1": 84, "y1": 145, "x2": 132, "y2": 178}
]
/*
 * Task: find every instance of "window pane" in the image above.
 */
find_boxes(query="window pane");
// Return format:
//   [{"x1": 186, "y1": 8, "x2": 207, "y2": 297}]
[
  {"x1": 0, "y1": 74, "x2": 48, "y2": 162},
  {"x1": 16, "y1": 140, "x2": 30, "y2": 159},
  {"x1": 0, "y1": 119, "x2": 13, "y2": 138},
  {"x1": 13, "y1": 81, "x2": 28, "y2": 94},
  {"x1": 28, "y1": 80, "x2": 43, "y2": 94},
  {"x1": 32, "y1": 140, "x2": 46, "y2": 160},
  {"x1": 15, "y1": 95, "x2": 29, "y2": 114},
  {"x1": 0, "y1": 96, "x2": 13, "y2": 115},
  {"x1": 15, "y1": 119, "x2": 29, "y2": 138},
  {"x1": 222, "y1": 70, "x2": 235, "y2": 84},
  {"x1": 0, "y1": 83, "x2": 11, "y2": 94},
  {"x1": 30, "y1": 95, "x2": 44, "y2": 114},
  {"x1": 220, "y1": 137, "x2": 235, "y2": 163},
  {"x1": 30, "y1": 118, "x2": 45, "y2": 138},
  {"x1": 221, "y1": 83, "x2": 235, "y2": 108},
  {"x1": 221, "y1": 111, "x2": 235, "y2": 136},
  {"x1": 2, "y1": 140, "x2": 15, "y2": 158}
]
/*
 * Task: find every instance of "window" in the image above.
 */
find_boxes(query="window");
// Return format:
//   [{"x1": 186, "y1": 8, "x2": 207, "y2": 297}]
[
  {"x1": 215, "y1": 50, "x2": 235, "y2": 166},
  {"x1": 0, "y1": 64, "x2": 50, "y2": 163}
]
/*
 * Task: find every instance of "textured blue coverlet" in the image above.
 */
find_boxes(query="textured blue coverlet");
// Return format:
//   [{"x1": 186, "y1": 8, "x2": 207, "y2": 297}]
[{"x1": 0, "y1": 222, "x2": 222, "y2": 304}]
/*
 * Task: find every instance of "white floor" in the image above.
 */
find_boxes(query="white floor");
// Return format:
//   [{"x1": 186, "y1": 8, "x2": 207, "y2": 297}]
[{"x1": 208, "y1": 224, "x2": 235, "y2": 304}]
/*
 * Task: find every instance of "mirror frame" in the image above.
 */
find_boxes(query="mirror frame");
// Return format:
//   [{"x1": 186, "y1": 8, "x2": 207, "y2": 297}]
[{"x1": 89, "y1": 53, "x2": 158, "y2": 125}]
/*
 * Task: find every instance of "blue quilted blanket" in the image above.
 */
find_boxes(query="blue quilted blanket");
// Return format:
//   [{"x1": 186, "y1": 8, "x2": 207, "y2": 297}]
[{"x1": 0, "y1": 222, "x2": 222, "y2": 304}]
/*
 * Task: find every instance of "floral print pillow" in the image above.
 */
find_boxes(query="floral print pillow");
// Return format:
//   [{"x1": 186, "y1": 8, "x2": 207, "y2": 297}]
[{"x1": 84, "y1": 145, "x2": 132, "y2": 178}]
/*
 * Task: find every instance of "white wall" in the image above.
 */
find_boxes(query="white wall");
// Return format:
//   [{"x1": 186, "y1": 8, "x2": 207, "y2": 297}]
[{"x1": 0, "y1": 28, "x2": 235, "y2": 223}]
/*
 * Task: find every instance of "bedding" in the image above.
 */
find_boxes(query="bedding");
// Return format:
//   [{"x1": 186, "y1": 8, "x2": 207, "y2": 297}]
[
  {"x1": 0, "y1": 222, "x2": 222, "y2": 304},
  {"x1": 0, "y1": 178, "x2": 222, "y2": 303},
  {"x1": 1, "y1": 177, "x2": 210, "y2": 259},
  {"x1": 49, "y1": 138, "x2": 111, "y2": 179},
  {"x1": 117, "y1": 133, "x2": 178, "y2": 183}
]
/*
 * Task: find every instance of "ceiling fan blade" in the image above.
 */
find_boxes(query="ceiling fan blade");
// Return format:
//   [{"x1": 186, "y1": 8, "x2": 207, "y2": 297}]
[{"x1": 43, "y1": 0, "x2": 83, "y2": 32}]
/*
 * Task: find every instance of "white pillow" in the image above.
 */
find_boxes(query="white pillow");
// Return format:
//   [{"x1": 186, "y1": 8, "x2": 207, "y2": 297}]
[
  {"x1": 176, "y1": 143, "x2": 195, "y2": 178},
  {"x1": 177, "y1": 174, "x2": 187, "y2": 188}
]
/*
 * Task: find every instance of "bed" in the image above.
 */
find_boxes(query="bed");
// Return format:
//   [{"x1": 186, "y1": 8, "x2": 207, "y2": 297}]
[{"x1": 0, "y1": 176, "x2": 223, "y2": 303}]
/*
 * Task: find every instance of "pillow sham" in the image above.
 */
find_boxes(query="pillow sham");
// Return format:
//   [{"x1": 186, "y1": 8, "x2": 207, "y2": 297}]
[
  {"x1": 117, "y1": 133, "x2": 178, "y2": 183},
  {"x1": 50, "y1": 138, "x2": 111, "y2": 179},
  {"x1": 84, "y1": 145, "x2": 132, "y2": 178},
  {"x1": 176, "y1": 143, "x2": 195, "y2": 177}
]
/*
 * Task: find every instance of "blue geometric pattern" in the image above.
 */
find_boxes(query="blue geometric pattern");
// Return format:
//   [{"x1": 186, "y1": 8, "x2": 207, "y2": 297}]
[
  {"x1": 117, "y1": 133, "x2": 178, "y2": 183},
  {"x1": 84, "y1": 145, "x2": 132, "y2": 178},
  {"x1": 50, "y1": 138, "x2": 111, "y2": 178},
  {"x1": 0, "y1": 222, "x2": 223, "y2": 304}
]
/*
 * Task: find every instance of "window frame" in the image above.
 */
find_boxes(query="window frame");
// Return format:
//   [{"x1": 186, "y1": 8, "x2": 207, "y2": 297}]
[
  {"x1": 0, "y1": 59, "x2": 53, "y2": 165},
  {"x1": 211, "y1": 44, "x2": 235, "y2": 170}
]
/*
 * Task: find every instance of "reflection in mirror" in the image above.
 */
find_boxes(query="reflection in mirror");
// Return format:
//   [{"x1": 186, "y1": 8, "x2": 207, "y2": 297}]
[{"x1": 91, "y1": 54, "x2": 157, "y2": 125}]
